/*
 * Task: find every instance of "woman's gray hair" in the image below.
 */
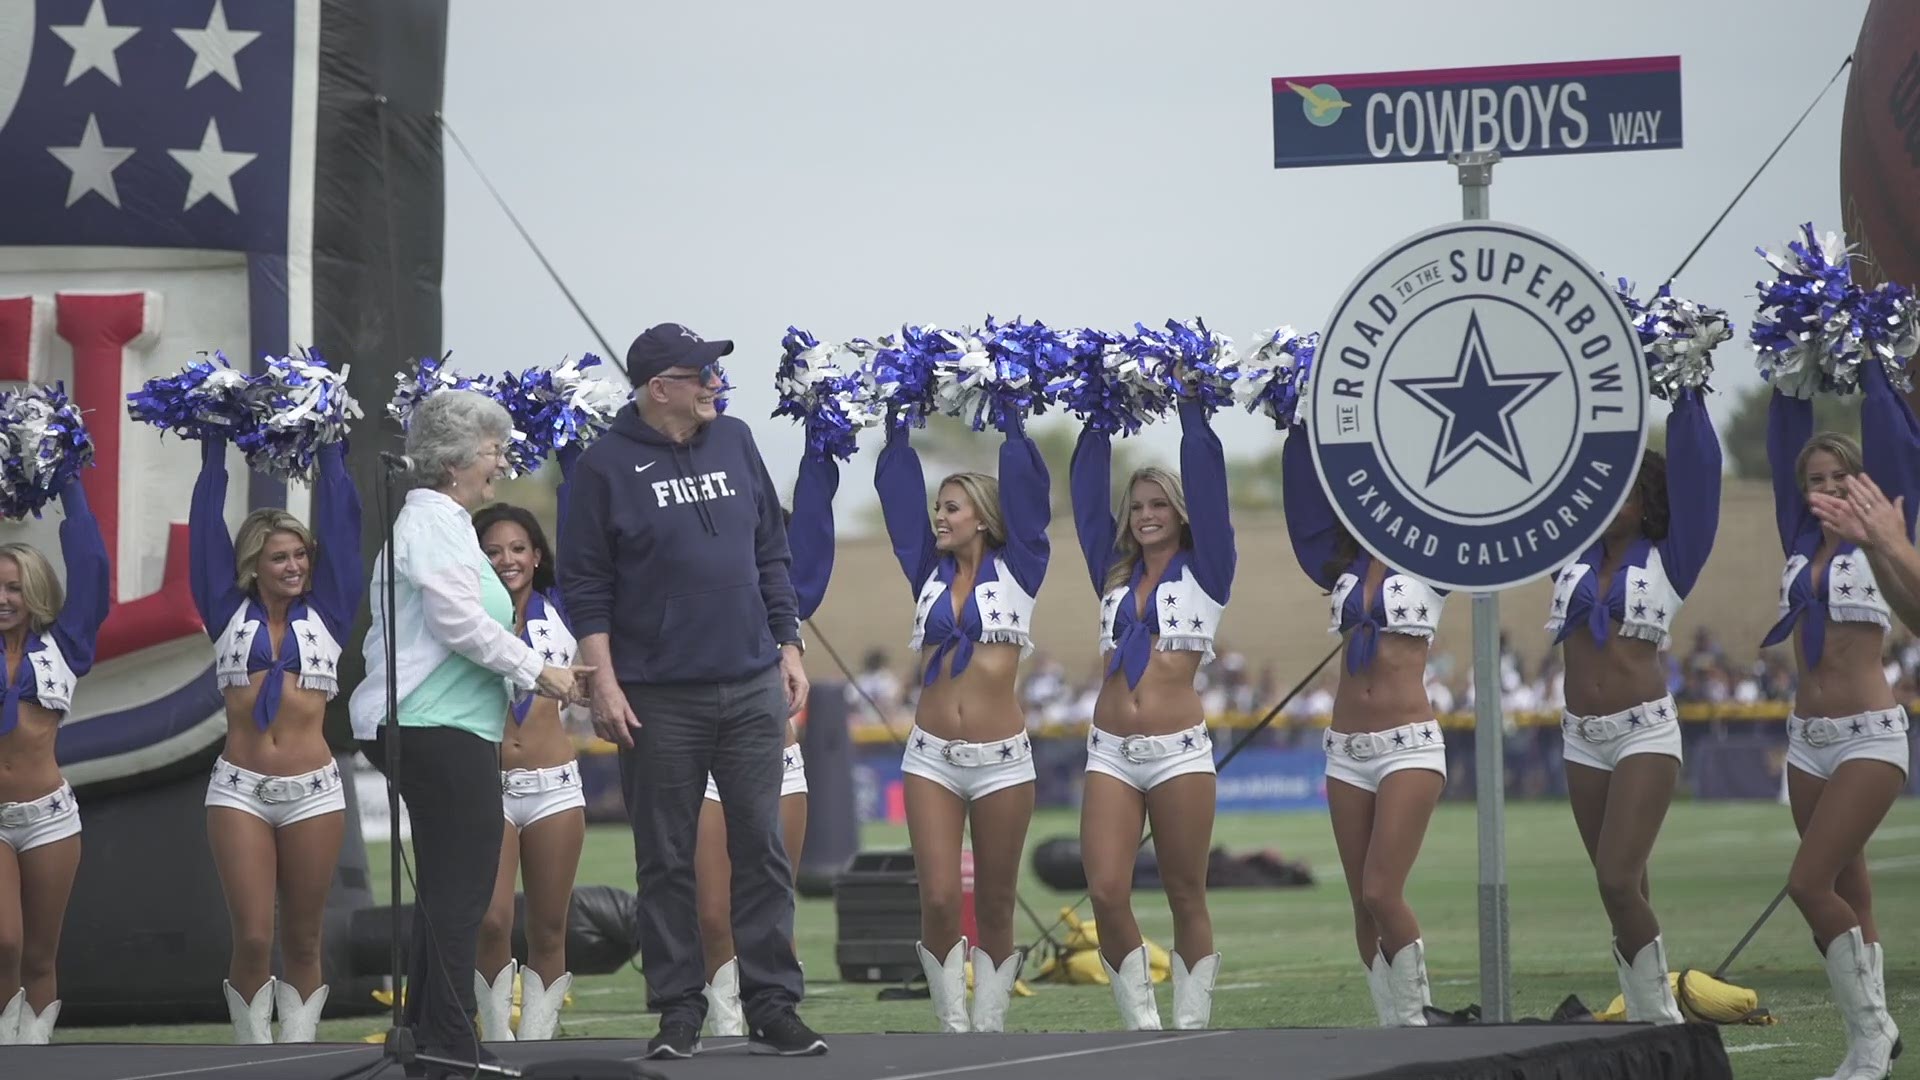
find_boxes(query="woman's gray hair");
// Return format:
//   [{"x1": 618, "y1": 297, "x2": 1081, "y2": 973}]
[{"x1": 405, "y1": 390, "x2": 513, "y2": 489}]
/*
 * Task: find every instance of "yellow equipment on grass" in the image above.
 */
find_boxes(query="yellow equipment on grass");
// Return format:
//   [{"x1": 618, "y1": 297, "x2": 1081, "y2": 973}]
[{"x1": 1030, "y1": 909, "x2": 1172, "y2": 985}]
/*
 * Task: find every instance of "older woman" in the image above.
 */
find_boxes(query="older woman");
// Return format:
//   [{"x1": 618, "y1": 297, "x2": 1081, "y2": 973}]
[
  {"x1": 191, "y1": 436, "x2": 363, "y2": 1043},
  {"x1": 0, "y1": 476, "x2": 108, "y2": 1046},
  {"x1": 347, "y1": 390, "x2": 585, "y2": 1069}
]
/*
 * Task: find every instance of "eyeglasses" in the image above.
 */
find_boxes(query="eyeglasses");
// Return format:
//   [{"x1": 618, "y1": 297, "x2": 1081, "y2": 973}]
[{"x1": 655, "y1": 362, "x2": 726, "y2": 384}]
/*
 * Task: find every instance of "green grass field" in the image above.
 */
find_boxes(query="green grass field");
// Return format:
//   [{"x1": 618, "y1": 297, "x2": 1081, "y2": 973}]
[{"x1": 53, "y1": 798, "x2": 1920, "y2": 1080}]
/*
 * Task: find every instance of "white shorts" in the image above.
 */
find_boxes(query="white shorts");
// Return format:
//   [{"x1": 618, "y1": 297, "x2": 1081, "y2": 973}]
[
  {"x1": 1084, "y1": 722, "x2": 1216, "y2": 792},
  {"x1": 900, "y1": 725, "x2": 1035, "y2": 802},
  {"x1": 502, "y1": 762, "x2": 587, "y2": 830},
  {"x1": 705, "y1": 744, "x2": 808, "y2": 804},
  {"x1": 0, "y1": 781, "x2": 81, "y2": 854},
  {"x1": 205, "y1": 757, "x2": 346, "y2": 829},
  {"x1": 1323, "y1": 721, "x2": 1448, "y2": 794},
  {"x1": 1786, "y1": 707, "x2": 1911, "y2": 781},
  {"x1": 1562, "y1": 696, "x2": 1684, "y2": 771}
]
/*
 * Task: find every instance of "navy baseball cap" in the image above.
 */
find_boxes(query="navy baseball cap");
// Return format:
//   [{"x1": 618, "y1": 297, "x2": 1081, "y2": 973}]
[{"x1": 626, "y1": 323, "x2": 735, "y2": 384}]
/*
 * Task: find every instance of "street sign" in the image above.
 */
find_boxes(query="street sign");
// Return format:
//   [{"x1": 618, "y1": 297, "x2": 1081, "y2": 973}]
[
  {"x1": 1305, "y1": 220, "x2": 1649, "y2": 592},
  {"x1": 1272, "y1": 56, "x2": 1683, "y2": 169}
]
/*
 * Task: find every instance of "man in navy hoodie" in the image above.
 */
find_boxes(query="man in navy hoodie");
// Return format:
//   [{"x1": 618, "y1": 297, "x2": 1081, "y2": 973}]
[{"x1": 559, "y1": 322, "x2": 824, "y2": 1058}]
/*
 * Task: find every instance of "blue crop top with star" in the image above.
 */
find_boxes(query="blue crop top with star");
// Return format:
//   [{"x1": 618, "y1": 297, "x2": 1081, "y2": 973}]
[
  {"x1": 2, "y1": 479, "x2": 111, "y2": 735},
  {"x1": 1281, "y1": 418, "x2": 1449, "y2": 674},
  {"x1": 1071, "y1": 400, "x2": 1235, "y2": 690},
  {"x1": 1762, "y1": 359, "x2": 1920, "y2": 668},
  {"x1": 190, "y1": 437, "x2": 365, "y2": 732},
  {"x1": 1545, "y1": 388, "x2": 1722, "y2": 650},
  {"x1": 875, "y1": 413, "x2": 1051, "y2": 687}
]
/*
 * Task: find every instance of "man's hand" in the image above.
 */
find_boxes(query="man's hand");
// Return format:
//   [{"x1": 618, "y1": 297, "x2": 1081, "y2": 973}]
[
  {"x1": 779, "y1": 644, "x2": 810, "y2": 719},
  {"x1": 590, "y1": 670, "x2": 642, "y2": 749}
]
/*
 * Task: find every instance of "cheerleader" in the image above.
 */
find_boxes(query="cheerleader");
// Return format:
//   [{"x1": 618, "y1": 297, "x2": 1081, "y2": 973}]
[
  {"x1": 191, "y1": 437, "x2": 363, "y2": 1044},
  {"x1": 1068, "y1": 399, "x2": 1233, "y2": 1031},
  {"x1": 472, "y1": 444, "x2": 589, "y2": 1042},
  {"x1": 1809, "y1": 470, "x2": 1920, "y2": 634},
  {"x1": 0, "y1": 477, "x2": 106, "y2": 1046},
  {"x1": 698, "y1": 451, "x2": 839, "y2": 1037},
  {"x1": 1545, "y1": 387, "x2": 1720, "y2": 1024},
  {"x1": 1762, "y1": 358, "x2": 1915, "y2": 1080},
  {"x1": 1281, "y1": 416, "x2": 1447, "y2": 1028},
  {"x1": 875, "y1": 408, "x2": 1050, "y2": 1033}
]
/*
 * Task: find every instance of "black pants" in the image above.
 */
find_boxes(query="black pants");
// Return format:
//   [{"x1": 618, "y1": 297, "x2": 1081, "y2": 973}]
[
  {"x1": 618, "y1": 665, "x2": 802, "y2": 1028},
  {"x1": 361, "y1": 725, "x2": 503, "y2": 1057}
]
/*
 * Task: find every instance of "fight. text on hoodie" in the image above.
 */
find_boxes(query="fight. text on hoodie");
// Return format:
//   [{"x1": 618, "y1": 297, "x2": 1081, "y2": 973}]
[{"x1": 558, "y1": 406, "x2": 799, "y2": 685}]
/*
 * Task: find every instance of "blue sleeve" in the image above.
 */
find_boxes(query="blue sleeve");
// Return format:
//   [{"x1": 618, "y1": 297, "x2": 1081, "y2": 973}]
[
  {"x1": 1766, "y1": 388, "x2": 1815, "y2": 555},
  {"x1": 1281, "y1": 420, "x2": 1342, "y2": 590},
  {"x1": 1069, "y1": 426, "x2": 1115, "y2": 596},
  {"x1": 995, "y1": 411, "x2": 1052, "y2": 597},
  {"x1": 52, "y1": 478, "x2": 111, "y2": 674},
  {"x1": 749, "y1": 431, "x2": 801, "y2": 647},
  {"x1": 875, "y1": 423, "x2": 938, "y2": 594},
  {"x1": 556, "y1": 455, "x2": 615, "y2": 637},
  {"x1": 1656, "y1": 389, "x2": 1722, "y2": 596},
  {"x1": 547, "y1": 442, "x2": 583, "y2": 626},
  {"x1": 1860, "y1": 360, "x2": 1920, "y2": 543},
  {"x1": 788, "y1": 453, "x2": 840, "y2": 622},
  {"x1": 308, "y1": 442, "x2": 364, "y2": 639},
  {"x1": 189, "y1": 437, "x2": 245, "y2": 636},
  {"x1": 1179, "y1": 399, "x2": 1235, "y2": 603}
]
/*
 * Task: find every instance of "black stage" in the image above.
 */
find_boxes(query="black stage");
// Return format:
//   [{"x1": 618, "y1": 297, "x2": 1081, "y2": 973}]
[{"x1": 0, "y1": 1025, "x2": 1733, "y2": 1080}]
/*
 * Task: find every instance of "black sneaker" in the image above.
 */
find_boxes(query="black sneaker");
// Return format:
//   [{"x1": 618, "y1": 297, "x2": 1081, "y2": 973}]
[
  {"x1": 749, "y1": 1013, "x2": 828, "y2": 1056},
  {"x1": 646, "y1": 1019, "x2": 702, "y2": 1059}
]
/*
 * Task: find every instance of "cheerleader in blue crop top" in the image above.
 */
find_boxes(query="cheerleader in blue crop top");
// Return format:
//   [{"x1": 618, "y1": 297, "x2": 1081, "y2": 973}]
[
  {"x1": 470, "y1": 442, "x2": 590, "y2": 1043},
  {"x1": 875, "y1": 409, "x2": 1050, "y2": 1035},
  {"x1": 1280, "y1": 417, "x2": 1448, "y2": 1028},
  {"x1": 1764, "y1": 360, "x2": 1916, "y2": 1080},
  {"x1": 1545, "y1": 387, "x2": 1720, "y2": 1028},
  {"x1": 1069, "y1": 400, "x2": 1232, "y2": 1032},
  {"x1": 692, "y1": 450, "x2": 838, "y2": 1039},
  {"x1": 0, "y1": 476, "x2": 108, "y2": 1046},
  {"x1": 190, "y1": 437, "x2": 363, "y2": 1045}
]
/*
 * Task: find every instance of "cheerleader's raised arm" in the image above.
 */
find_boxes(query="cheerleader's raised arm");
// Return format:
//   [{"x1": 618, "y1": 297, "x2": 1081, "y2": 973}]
[{"x1": 1655, "y1": 388, "x2": 1722, "y2": 597}]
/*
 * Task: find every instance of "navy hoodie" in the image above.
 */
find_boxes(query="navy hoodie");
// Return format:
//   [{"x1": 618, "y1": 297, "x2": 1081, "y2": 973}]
[{"x1": 558, "y1": 405, "x2": 799, "y2": 685}]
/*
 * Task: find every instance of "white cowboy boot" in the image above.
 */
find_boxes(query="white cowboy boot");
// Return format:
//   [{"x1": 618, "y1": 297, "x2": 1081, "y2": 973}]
[
  {"x1": 223, "y1": 979, "x2": 275, "y2": 1044},
  {"x1": 19, "y1": 999, "x2": 59, "y2": 1045},
  {"x1": 1822, "y1": 929, "x2": 1899, "y2": 1080},
  {"x1": 1172, "y1": 952, "x2": 1220, "y2": 1030},
  {"x1": 1383, "y1": 939, "x2": 1432, "y2": 1027},
  {"x1": 917, "y1": 939, "x2": 971, "y2": 1033},
  {"x1": 517, "y1": 968, "x2": 572, "y2": 1041},
  {"x1": 1365, "y1": 951, "x2": 1395, "y2": 1026},
  {"x1": 1101, "y1": 944, "x2": 1162, "y2": 1031},
  {"x1": 473, "y1": 962, "x2": 517, "y2": 1042},
  {"x1": 0, "y1": 989, "x2": 22, "y2": 1045},
  {"x1": 969, "y1": 947, "x2": 1022, "y2": 1033},
  {"x1": 1614, "y1": 937, "x2": 1683, "y2": 1025},
  {"x1": 702, "y1": 958, "x2": 745, "y2": 1037},
  {"x1": 273, "y1": 982, "x2": 329, "y2": 1043}
]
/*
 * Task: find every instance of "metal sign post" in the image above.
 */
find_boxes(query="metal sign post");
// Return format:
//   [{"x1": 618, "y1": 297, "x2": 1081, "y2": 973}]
[{"x1": 1454, "y1": 148, "x2": 1511, "y2": 1024}]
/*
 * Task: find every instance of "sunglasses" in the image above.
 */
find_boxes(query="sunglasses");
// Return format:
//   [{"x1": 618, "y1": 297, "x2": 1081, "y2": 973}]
[{"x1": 655, "y1": 362, "x2": 726, "y2": 384}]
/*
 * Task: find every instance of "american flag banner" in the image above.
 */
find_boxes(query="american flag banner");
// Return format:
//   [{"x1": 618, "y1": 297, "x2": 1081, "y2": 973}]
[{"x1": 0, "y1": 0, "x2": 447, "y2": 789}]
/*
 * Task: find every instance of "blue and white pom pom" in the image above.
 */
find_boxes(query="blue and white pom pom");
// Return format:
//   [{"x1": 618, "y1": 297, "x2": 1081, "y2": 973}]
[
  {"x1": 492, "y1": 353, "x2": 628, "y2": 475},
  {"x1": 1238, "y1": 326, "x2": 1317, "y2": 428},
  {"x1": 388, "y1": 353, "x2": 496, "y2": 431},
  {"x1": 868, "y1": 325, "x2": 942, "y2": 428},
  {"x1": 1616, "y1": 281, "x2": 1732, "y2": 400},
  {"x1": 1857, "y1": 280, "x2": 1920, "y2": 395},
  {"x1": 1157, "y1": 317, "x2": 1243, "y2": 413},
  {"x1": 1045, "y1": 327, "x2": 1169, "y2": 436},
  {"x1": 1751, "y1": 223, "x2": 1862, "y2": 398},
  {"x1": 773, "y1": 328, "x2": 882, "y2": 460},
  {"x1": 235, "y1": 350, "x2": 364, "y2": 483},
  {"x1": 127, "y1": 351, "x2": 256, "y2": 440},
  {"x1": 0, "y1": 382, "x2": 95, "y2": 520}
]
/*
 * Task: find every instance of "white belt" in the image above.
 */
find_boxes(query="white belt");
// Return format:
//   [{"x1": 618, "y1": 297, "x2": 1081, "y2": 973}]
[
  {"x1": 253, "y1": 772, "x2": 341, "y2": 804},
  {"x1": 503, "y1": 765, "x2": 578, "y2": 795},
  {"x1": 1332, "y1": 723, "x2": 1435, "y2": 761},
  {"x1": 1563, "y1": 699, "x2": 1676, "y2": 744},
  {"x1": 0, "y1": 789, "x2": 70, "y2": 828},
  {"x1": 1094, "y1": 726, "x2": 1210, "y2": 764},
  {"x1": 914, "y1": 729, "x2": 1031, "y2": 768},
  {"x1": 1791, "y1": 708, "x2": 1910, "y2": 748}
]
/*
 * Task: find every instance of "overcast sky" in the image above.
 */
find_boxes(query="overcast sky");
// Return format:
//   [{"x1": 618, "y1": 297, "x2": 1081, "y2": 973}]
[{"x1": 438, "y1": 0, "x2": 1872, "y2": 525}]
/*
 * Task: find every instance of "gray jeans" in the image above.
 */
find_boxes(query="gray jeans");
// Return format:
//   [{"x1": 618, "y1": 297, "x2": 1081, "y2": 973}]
[{"x1": 617, "y1": 665, "x2": 801, "y2": 1028}]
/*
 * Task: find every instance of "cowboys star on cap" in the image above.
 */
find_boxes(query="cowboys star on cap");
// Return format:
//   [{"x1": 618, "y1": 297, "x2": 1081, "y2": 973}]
[{"x1": 1390, "y1": 311, "x2": 1559, "y2": 486}]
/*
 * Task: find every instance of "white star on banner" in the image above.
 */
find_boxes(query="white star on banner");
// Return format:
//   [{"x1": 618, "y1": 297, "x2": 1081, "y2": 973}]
[
  {"x1": 167, "y1": 118, "x2": 256, "y2": 212},
  {"x1": 49, "y1": 0, "x2": 140, "y2": 87},
  {"x1": 47, "y1": 114, "x2": 136, "y2": 208},
  {"x1": 173, "y1": 0, "x2": 259, "y2": 90}
]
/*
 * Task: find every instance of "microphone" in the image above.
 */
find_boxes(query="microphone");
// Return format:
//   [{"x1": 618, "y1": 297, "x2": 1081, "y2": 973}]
[{"x1": 379, "y1": 450, "x2": 413, "y2": 473}]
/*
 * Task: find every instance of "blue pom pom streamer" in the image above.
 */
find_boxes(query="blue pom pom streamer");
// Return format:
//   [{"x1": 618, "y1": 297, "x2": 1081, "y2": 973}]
[
  {"x1": 1157, "y1": 317, "x2": 1243, "y2": 414},
  {"x1": 773, "y1": 327, "x2": 882, "y2": 460},
  {"x1": 1857, "y1": 281, "x2": 1919, "y2": 395},
  {"x1": 1044, "y1": 327, "x2": 1169, "y2": 436},
  {"x1": 491, "y1": 353, "x2": 629, "y2": 476},
  {"x1": 1751, "y1": 224, "x2": 1863, "y2": 398},
  {"x1": 389, "y1": 353, "x2": 497, "y2": 431},
  {"x1": 127, "y1": 351, "x2": 255, "y2": 440},
  {"x1": 1615, "y1": 279, "x2": 1731, "y2": 400},
  {"x1": 233, "y1": 350, "x2": 363, "y2": 483},
  {"x1": 0, "y1": 382, "x2": 95, "y2": 520},
  {"x1": 1239, "y1": 326, "x2": 1316, "y2": 428}
]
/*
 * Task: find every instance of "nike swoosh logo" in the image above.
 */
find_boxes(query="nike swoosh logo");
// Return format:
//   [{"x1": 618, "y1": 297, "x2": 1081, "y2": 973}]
[{"x1": 634, "y1": 462, "x2": 656, "y2": 475}]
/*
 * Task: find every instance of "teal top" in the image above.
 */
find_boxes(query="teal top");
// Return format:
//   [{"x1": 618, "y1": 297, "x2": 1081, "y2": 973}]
[{"x1": 397, "y1": 564, "x2": 518, "y2": 742}]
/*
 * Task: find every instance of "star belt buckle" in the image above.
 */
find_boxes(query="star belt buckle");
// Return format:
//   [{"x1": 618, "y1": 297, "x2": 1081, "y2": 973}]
[
  {"x1": 1120, "y1": 735, "x2": 1155, "y2": 764},
  {"x1": 1343, "y1": 733, "x2": 1379, "y2": 761}
]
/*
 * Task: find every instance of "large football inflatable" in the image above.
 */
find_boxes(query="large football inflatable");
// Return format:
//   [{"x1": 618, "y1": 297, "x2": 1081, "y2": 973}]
[{"x1": 1839, "y1": 0, "x2": 1920, "y2": 412}]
